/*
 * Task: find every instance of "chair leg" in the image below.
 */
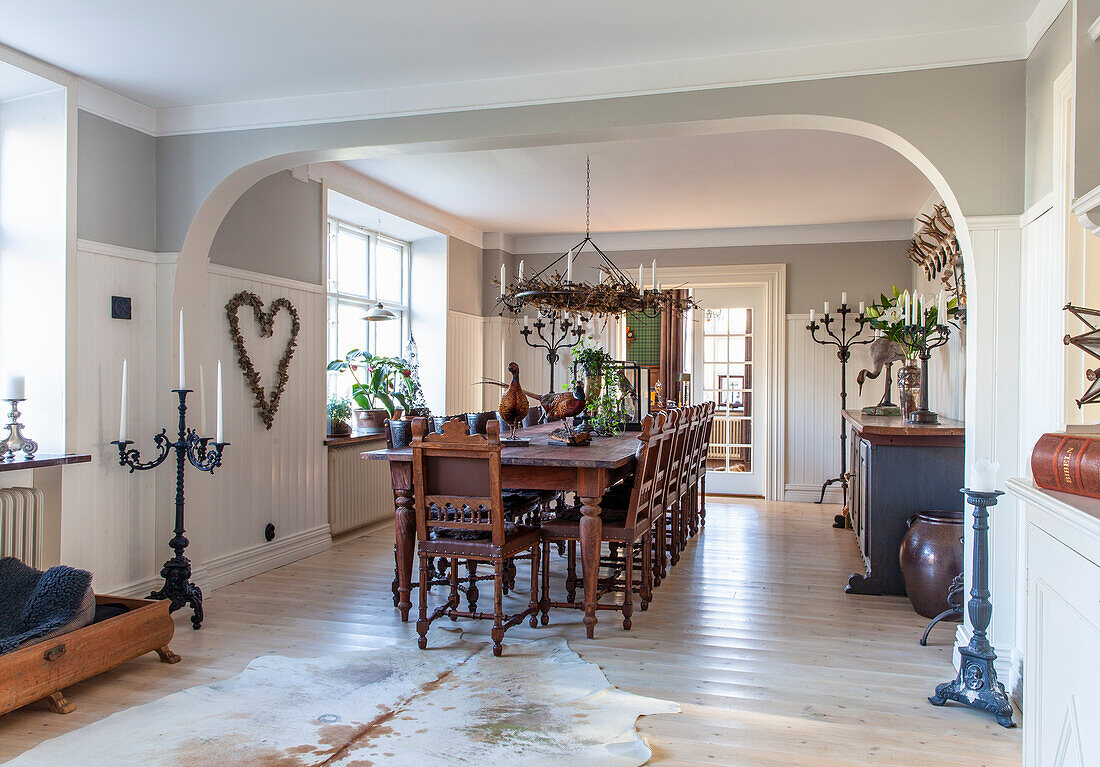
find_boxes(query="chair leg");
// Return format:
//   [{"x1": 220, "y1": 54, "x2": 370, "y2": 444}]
[
  {"x1": 566, "y1": 541, "x2": 578, "y2": 603},
  {"x1": 622, "y1": 541, "x2": 634, "y2": 630},
  {"x1": 641, "y1": 531, "x2": 652, "y2": 610},
  {"x1": 529, "y1": 543, "x2": 540, "y2": 628},
  {"x1": 417, "y1": 554, "x2": 430, "y2": 649},
  {"x1": 466, "y1": 560, "x2": 479, "y2": 612},
  {"x1": 700, "y1": 475, "x2": 707, "y2": 528},
  {"x1": 492, "y1": 560, "x2": 505, "y2": 657},
  {"x1": 670, "y1": 506, "x2": 681, "y2": 566},
  {"x1": 449, "y1": 557, "x2": 460, "y2": 621},
  {"x1": 540, "y1": 537, "x2": 551, "y2": 625}
]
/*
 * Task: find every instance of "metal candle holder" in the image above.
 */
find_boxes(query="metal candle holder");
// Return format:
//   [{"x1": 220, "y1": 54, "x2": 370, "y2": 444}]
[
  {"x1": 520, "y1": 310, "x2": 586, "y2": 392},
  {"x1": 806, "y1": 304, "x2": 872, "y2": 511},
  {"x1": 929, "y1": 489, "x2": 1015, "y2": 728},
  {"x1": 111, "y1": 389, "x2": 228, "y2": 630},
  {"x1": 0, "y1": 399, "x2": 39, "y2": 461},
  {"x1": 898, "y1": 320, "x2": 950, "y2": 424}
]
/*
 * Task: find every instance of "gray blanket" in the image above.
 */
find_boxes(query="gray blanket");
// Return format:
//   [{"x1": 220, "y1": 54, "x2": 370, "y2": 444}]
[{"x1": 0, "y1": 557, "x2": 93, "y2": 654}]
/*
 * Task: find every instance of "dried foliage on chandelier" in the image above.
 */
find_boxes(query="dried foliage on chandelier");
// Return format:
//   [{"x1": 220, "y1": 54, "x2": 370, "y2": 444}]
[{"x1": 907, "y1": 203, "x2": 966, "y2": 323}]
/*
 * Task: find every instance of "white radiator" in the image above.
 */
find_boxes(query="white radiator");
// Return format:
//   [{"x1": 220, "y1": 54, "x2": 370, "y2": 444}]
[
  {"x1": 0, "y1": 487, "x2": 44, "y2": 568},
  {"x1": 328, "y1": 440, "x2": 395, "y2": 535}
]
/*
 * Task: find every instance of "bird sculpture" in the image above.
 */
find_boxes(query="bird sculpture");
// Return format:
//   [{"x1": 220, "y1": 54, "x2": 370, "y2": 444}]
[
  {"x1": 496, "y1": 362, "x2": 530, "y2": 441},
  {"x1": 480, "y1": 373, "x2": 587, "y2": 436}
]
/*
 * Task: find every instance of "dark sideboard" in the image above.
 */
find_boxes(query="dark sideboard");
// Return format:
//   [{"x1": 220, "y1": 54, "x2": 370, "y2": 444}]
[{"x1": 843, "y1": 410, "x2": 964, "y2": 596}]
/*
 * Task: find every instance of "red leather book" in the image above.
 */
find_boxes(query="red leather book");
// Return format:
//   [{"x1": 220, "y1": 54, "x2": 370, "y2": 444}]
[{"x1": 1031, "y1": 432, "x2": 1100, "y2": 499}]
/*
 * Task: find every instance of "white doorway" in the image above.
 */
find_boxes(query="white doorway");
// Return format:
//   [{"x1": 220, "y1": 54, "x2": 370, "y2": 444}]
[{"x1": 691, "y1": 285, "x2": 768, "y2": 496}]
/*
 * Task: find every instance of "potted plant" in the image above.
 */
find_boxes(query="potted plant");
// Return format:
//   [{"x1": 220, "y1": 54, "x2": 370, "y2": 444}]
[
  {"x1": 571, "y1": 337, "x2": 615, "y2": 402},
  {"x1": 327, "y1": 350, "x2": 429, "y2": 429},
  {"x1": 326, "y1": 394, "x2": 353, "y2": 436}
]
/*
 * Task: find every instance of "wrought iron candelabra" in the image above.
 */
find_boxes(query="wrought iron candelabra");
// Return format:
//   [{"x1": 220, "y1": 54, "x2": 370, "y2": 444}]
[
  {"x1": 929, "y1": 489, "x2": 1015, "y2": 728},
  {"x1": 111, "y1": 389, "x2": 228, "y2": 630},
  {"x1": 898, "y1": 320, "x2": 950, "y2": 424},
  {"x1": 520, "y1": 310, "x2": 587, "y2": 392},
  {"x1": 806, "y1": 304, "x2": 872, "y2": 514}
]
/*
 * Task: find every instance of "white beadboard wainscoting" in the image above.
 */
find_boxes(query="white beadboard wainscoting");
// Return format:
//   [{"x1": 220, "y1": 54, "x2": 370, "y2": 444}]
[
  {"x1": 783, "y1": 314, "x2": 879, "y2": 504},
  {"x1": 327, "y1": 437, "x2": 392, "y2": 536},
  {"x1": 61, "y1": 242, "x2": 161, "y2": 592},
  {"x1": 446, "y1": 311, "x2": 487, "y2": 414},
  {"x1": 177, "y1": 265, "x2": 331, "y2": 587}
]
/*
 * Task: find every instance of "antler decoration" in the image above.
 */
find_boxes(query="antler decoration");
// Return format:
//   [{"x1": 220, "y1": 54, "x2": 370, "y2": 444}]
[{"x1": 907, "y1": 203, "x2": 966, "y2": 324}]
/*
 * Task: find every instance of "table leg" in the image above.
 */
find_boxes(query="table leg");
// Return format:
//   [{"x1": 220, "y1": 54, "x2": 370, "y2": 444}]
[
  {"x1": 391, "y1": 463, "x2": 415, "y2": 622},
  {"x1": 578, "y1": 467, "x2": 607, "y2": 640}
]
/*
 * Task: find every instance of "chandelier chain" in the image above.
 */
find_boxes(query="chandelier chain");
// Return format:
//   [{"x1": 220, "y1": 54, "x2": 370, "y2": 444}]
[{"x1": 586, "y1": 155, "x2": 591, "y2": 238}]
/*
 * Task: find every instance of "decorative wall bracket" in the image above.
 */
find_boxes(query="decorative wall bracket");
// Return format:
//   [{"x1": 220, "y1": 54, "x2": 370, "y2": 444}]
[{"x1": 1065, "y1": 303, "x2": 1100, "y2": 407}]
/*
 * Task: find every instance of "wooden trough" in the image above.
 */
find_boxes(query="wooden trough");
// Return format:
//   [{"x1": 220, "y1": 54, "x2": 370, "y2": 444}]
[{"x1": 0, "y1": 595, "x2": 179, "y2": 716}]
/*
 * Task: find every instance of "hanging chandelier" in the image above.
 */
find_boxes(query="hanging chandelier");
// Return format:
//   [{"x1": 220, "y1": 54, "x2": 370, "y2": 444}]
[{"x1": 495, "y1": 156, "x2": 696, "y2": 319}]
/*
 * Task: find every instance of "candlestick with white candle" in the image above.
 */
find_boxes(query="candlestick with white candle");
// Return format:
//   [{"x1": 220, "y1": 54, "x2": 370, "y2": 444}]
[
  {"x1": 119, "y1": 360, "x2": 127, "y2": 442},
  {"x1": 178, "y1": 309, "x2": 186, "y2": 389},
  {"x1": 216, "y1": 360, "x2": 224, "y2": 443},
  {"x1": 4, "y1": 375, "x2": 24, "y2": 400}
]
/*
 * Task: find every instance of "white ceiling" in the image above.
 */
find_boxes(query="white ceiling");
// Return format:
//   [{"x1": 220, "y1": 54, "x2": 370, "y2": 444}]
[
  {"x1": 341, "y1": 129, "x2": 933, "y2": 236},
  {"x1": 0, "y1": 0, "x2": 1045, "y2": 134}
]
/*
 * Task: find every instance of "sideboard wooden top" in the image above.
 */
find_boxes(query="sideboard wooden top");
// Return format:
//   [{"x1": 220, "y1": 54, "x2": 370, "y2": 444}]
[
  {"x1": 843, "y1": 409, "x2": 964, "y2": 437},
  {"x1": 0, "y1": 454, "x2": 91, "y2": 473}
]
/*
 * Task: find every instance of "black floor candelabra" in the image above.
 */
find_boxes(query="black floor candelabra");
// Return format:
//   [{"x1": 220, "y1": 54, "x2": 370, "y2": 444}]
[
  {"x1": 520, "y1": 310, "x2": 586, "y2": 392},
  {"x1": 806, "y1": 303, "x2": 871, "y2": 520},
  {"x1": 112, "y1": 389, "x2": 228, "y2": 630},
  {"x1": 929, "y1": 489, "x2": 1015, "y2": 728}
]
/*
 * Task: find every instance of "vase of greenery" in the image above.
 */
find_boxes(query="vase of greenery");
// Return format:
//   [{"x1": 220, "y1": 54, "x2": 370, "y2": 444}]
[
  {"x1": 571, "y1": 337, "x2": 614, "y2": 403},
  {"x1": 327, "y1": 395, "x2": 353, "y2": 436},
  {"x1": 326, "y1": 350, "x2": 424, "y2": 429}
]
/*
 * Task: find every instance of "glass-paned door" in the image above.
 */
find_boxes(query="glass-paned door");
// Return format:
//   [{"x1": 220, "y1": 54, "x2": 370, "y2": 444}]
[{"x1": 692, "y1": 285, "x2": 767, "y2": 496}]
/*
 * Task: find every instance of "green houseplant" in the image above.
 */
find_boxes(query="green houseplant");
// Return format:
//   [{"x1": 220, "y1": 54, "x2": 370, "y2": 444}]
[
  {"x1": 326, "y1": 350, "x2": 422, "y2": 428},
  {"x1": 326, "y1": 395, "x2": 353, "y2": 436}
]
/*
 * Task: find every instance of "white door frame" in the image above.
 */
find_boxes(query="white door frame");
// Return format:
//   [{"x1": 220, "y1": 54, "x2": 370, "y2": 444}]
[{"x1": 659, "y1": 263, "x2": 787, "y2": 500}]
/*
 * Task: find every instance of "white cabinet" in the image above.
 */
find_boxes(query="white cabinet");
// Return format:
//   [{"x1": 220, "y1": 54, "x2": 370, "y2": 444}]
[{"x1": 1011, "y1": 480, "x2": 1100, "y2": 767}]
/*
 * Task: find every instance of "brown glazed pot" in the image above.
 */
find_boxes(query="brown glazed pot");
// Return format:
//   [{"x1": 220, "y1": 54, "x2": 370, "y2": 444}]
[
  {"x1": 354, "y1": 408, "x2": 389, "y2": 430},
  {"x1": 899, "y1": 509, "x2": 964, "y2": 618}
]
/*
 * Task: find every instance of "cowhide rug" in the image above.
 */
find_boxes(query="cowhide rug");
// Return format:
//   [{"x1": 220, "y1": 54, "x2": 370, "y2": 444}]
[{"x1": 5, "y1": 629, "x2": 678, "y2": 766}]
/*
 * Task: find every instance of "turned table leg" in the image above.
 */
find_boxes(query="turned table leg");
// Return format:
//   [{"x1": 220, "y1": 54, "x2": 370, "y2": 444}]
[
  {"x1": 577, "y1": 467, "x2": 607, "y2": 640},
  {"x1": 391, "y1": 462, "x2": 415, "y2": 622}
]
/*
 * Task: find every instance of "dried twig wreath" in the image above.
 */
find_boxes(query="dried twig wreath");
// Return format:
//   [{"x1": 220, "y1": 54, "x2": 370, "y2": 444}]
[{"x1": 225, "y1": 291, "x2": 301, "y2": 429}]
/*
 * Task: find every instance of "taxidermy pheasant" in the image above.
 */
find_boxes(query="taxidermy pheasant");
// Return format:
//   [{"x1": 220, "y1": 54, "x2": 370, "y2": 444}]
[
  {"x1": 479, "y1": 375, "x2": 587, "y2": 435},
  {"x1": 496, "y1": 362, "x2": 530, "y2": 440}
]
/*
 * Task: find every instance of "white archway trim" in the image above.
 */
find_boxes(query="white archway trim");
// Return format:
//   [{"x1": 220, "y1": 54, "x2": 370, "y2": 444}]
[{"x1": 656, "y1": 264, "x2": 786, "y2": 501}]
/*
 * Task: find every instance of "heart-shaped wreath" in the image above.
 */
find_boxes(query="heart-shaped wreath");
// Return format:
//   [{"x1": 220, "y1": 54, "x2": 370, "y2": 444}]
[{"x1": 225, "y1": 291, "x2": 301, "y2": 430}]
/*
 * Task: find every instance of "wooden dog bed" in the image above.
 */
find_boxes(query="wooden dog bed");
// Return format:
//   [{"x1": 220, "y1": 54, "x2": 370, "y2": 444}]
[{"x1": 0, "y1": 595, "x2": 179, "y2": 716}]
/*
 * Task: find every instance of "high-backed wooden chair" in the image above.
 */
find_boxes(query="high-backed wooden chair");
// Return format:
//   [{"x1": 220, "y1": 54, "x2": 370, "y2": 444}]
[
  {"x1": 694, "y1": 402, "x2": 716, "y2": 530},
  {"x1": 645, "y1": 411, "x2": 673, "y2": 585},
  {"x1": 662, "y1": 407, "x2": 692, "y2": 564},
  {"x1": 680, "y1": 405, "x2": 704, "y2": 540},
  {"x1": 411, "y1": 418, "x2": 541, "y2": 656},
  {"x1": 539, "y1": 414, "x2": 660, "y2": 632}
]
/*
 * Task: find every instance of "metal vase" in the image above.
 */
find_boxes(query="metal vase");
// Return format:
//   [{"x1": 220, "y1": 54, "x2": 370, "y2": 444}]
[{"x1": 897, "y1": 362, "x2": 922, "y2": 421}]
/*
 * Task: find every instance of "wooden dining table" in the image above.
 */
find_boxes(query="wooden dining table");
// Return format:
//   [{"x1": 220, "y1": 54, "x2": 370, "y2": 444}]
[{"x1": 362, "y1": 422, "x2": 641, "y2": 639}]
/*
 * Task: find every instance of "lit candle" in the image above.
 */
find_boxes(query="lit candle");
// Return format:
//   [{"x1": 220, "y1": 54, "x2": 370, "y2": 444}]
[
  {"x1": 823, "y1": 301, "x2": 830, "y2": 315},
  {"x1": 216, "y1": 360, "x2": 223, "y2": 443},
  {"x1": 841, "y1": 291, "x2": 848, "y2": 306},
  {"x1": 517, "y1": 260, "x2": 524, "y2": 281},
  {"x1": 809, "y1": 309, "x2": 815, "y2": 323},
  {"x1": 4, "y1": 375, "x2": 25, "y2": 400},
  {"x1": 970, "y1": 458, "x2": 999, "y2": 493},
  {"x1": 651, "y1": 259, "x2": 657, "y2": 291},
  {"x1": 118, "y1": 360, "x2": 127, "y2": 442},
  {"x1": 858, "y1": 301, "x2": 865, "y2": 315},
  {"x1": 178, "y1": 308, "x2": 185, "y2": 389},
  {"x1": 566, "y1": 249, "x2": 573, "y2": 283},
  {"x1": 638, "y1": 264, "x2": 644, "y2": 295},
  {"x1": 500, "y1": 262, "x2": 506, "y2": 296},
  {"x1": 199, "y1": 364, "x2": 208, "y2": 435}
]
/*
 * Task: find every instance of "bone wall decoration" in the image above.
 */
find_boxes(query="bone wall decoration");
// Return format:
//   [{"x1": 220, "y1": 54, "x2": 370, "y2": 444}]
[
  {"x1": 907, "y1": 203, "x2": 966, "y2": 324},
  {"x1": 225, "y1": 291, "x2": 301, "y2": 429}
]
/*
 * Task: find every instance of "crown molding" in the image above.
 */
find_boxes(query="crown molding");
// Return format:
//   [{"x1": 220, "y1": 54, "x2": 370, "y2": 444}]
[
  {"x1": 965, "y1": 215, "x2": 1022, "y2": 231},
  {"x1": 509, "y1": 220, "x2": 913, "y2": 255},
  {"x1": 1026, "y1": 0, "x2": 1071, "y2": 55},
  {"x1": 76, "y1": 79, "x2": 157, "y2": 135},
  {"x1": 144, "y1": 24, "x2": 1023, "y2": 136}
]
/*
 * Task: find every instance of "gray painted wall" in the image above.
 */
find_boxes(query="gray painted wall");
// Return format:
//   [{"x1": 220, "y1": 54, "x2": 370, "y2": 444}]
[
  {"x1": 1025, "y1": 3, "x2": 1072, "y2": 209},
  {"x1": 209, "y1": 170, "x2": 323, "y2": 284},
  {"x1": 155, "y1": 61, "x2": 1026, "y2": 253},
  {"x1": 446, "y1": 236, "x2": 484, "y2": 316},
  {"x1": 76, "y1": 110, "x2": 156, "y2": 251},
  {"x1": 518, "y1": 240, "x2": 913, "y2": 311},
  {"x1": 1077, "y1": 0, "x2": 1100, "y2": 200}
]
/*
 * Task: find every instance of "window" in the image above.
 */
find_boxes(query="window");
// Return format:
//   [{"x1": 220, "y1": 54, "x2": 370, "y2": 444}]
[{"x1": 326, "y1": 218, "x2": 411, "y2": 397}]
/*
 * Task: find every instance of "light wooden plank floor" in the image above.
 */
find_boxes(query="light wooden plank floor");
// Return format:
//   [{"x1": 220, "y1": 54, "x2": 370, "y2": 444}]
[{"x1": 0, "y1": 500, "x2": 1022, "y2": 765}]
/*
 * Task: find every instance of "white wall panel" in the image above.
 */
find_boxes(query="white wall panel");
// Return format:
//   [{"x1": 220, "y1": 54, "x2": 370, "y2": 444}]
[{"x1": 446, "y1": 311, "x2": 486, "y2": 414}]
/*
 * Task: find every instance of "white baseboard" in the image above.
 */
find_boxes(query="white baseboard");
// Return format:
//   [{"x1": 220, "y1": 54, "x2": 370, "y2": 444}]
[
  {"x1": 783, "y1": 483, "x2": 844, "y2": 505},
  {"x1": 104, "y1": 525, "x2": 332, "y2": 599}
]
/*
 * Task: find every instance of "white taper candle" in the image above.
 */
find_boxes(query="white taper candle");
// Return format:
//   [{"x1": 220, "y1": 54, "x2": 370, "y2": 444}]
[
  {"x1": 823, "y1": 301, "x2": 830, "y2": 315},
  {"x1": 178, "y1": 308, "x2": 185, "y2": 389},
  {"x1": 119, "y1": 359, "x2": 127, "y2": 442},
  {"x1": 638, "y1": 264, "x2": 644, "y2": 294},
  {"x1": 841, "y1": 291, "x2": 848, "y2": 306},
  {"x1": 216, "y1": 360, "x2": 223, "y2": 443},
  {"x1": 518, "y1": 260, "x2": 524, "y2": 281},
  {"x1": 500, "y1": 262, "x2": 506, "y2": 296},
  {"x1": 199, "y1": 364, "x2": 208, "y2": 436},
  {"x1": 651, "y1": 259, "x2": 657, "y2": 291}
]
